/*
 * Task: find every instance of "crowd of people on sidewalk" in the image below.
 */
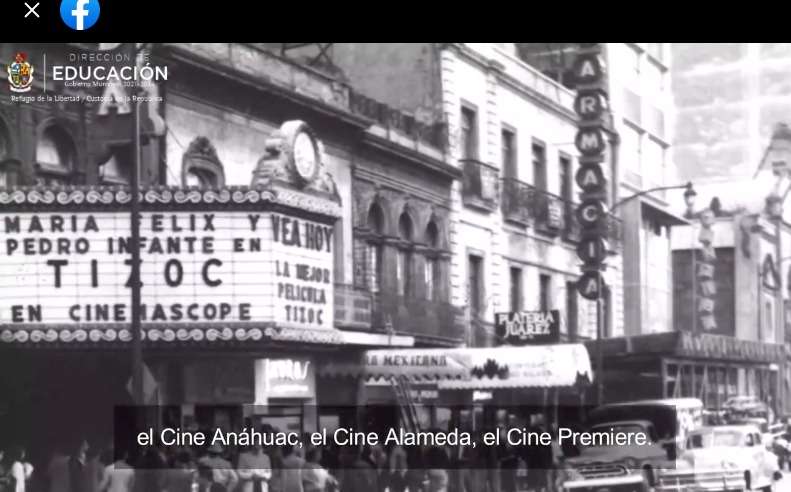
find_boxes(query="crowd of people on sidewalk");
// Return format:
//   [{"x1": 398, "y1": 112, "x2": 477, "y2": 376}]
[{"x1": 0, "y1": 424, "x2": 566, "y2": 492}]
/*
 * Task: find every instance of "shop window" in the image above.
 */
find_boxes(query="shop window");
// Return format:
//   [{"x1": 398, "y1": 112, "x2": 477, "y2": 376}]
[
  {"x1": 366, "y1": 203, "x2": 385, "y2": 292},
  {"x1": 397, "y1": 212, "x2": 413, "y2": 298},
  {"x1": 182, "y1": 136, "x2": 225, "y2": 188},
  {"x1": 36, "y1": 125, "x2": 75, "y2": 185},
  {"x1": 424, "y1": 221, "x2": 441, "y2": 301}
]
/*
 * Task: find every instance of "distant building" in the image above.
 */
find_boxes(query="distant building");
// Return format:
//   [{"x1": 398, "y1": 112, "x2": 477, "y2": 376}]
[{"x1": 672, "y1": 43, "x2": 791, "y2": 182}]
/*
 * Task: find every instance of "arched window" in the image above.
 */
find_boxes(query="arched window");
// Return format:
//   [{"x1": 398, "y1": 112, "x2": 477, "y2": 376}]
[
  {"x1": 366, "y1": 203, "x2": 385, "y2": 292},
  {"x1": 36, "y1": 125, "x2": 75, "y2": 185},
  {"x1": 424, "y1": 221, "x2": 441, "y2": 301},
  {"x1": 99, "y1": 146, "x2": 132, "y2": 185},
  {"x1": 182, "y1": 137, "x2": 225, "y2": 188},
  {"x1": 397, "y1": 212, "x2": 414, "y2": 297}
]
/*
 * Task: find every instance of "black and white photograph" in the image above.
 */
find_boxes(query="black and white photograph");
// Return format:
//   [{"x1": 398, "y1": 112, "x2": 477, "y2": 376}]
[{"x1": 3, "y1": 38, "x2": 791, "y2": 492}]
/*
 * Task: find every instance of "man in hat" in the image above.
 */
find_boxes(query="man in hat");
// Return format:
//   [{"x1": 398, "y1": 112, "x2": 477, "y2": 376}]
[{"x1": 197, "y1": 445, "x2": 238, "y2": 492}]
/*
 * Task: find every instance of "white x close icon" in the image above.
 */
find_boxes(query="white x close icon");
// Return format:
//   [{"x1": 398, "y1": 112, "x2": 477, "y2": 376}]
[{"x1": 24, "y1": 2, "x2": 40, "y2": 18}]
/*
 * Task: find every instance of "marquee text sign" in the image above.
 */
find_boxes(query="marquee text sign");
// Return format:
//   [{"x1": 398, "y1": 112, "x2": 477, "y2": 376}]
[{"x1": 0, "y1": 210, "x2": 334, "y2": 330}]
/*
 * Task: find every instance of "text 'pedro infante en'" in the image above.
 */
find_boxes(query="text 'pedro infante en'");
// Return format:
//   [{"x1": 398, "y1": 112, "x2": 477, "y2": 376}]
[{"x1": 137, "y1": 426, "x2": 652, "y2": 449}]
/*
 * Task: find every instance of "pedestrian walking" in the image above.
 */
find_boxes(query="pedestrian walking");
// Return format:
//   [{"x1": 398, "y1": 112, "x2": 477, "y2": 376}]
[
  {"x1": 163, "y1": 451, "x2": 197, "y2": 492},
  {"x1": 86, "y1": 445, "x2": 106, "y2": 492},
  {"x1": 384, "y1": 446, "x2": 408, "y2": 492},
  {"x1": 0, "y1": 450, "x2": 13, "y2": 492},
  {"x1": 336, "y1": 445, "x2": 376, "y2": 492},
  {"x1": 237, "y1": 443, "x2": 272, "y2": 492},
  {"x1": 280, "y1": 445, "x2": 304, "y2": 492},
  {"x1": 301, "y1": 447, "x2": 336, "y2": 492},
  {"x1": 47, "y1": 443, "x2": 72, "y2": 492},
  {"x1": 424, "y1": 446, "x2": 449, "y2": 492},
  {"x1": 197, "y1": 445, "x2": 238, "y2": 492},
  {"x1": 99, "y1": 449, "x2": 135, "y2": 492},
  {"x1": 70, "y1": 439, "x2": 91, "y2": 492},
  {"x1": 9, "y1": 447, "x2": 33, "y2": 492}
]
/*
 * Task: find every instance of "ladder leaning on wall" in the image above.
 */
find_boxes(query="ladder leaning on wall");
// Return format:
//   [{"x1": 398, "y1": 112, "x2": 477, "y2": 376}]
[{"x1": 391, "y1": 374, "x2": 421, "y2": 433}]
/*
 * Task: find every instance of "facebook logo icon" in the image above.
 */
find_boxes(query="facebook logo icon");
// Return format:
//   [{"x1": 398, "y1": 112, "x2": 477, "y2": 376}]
[{"x1": 60, "y1": 0, "x2": 100, "y2": 30}]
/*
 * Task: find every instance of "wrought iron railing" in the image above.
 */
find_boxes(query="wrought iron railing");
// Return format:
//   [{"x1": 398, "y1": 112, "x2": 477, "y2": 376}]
[
  {"x1": 461, "y1": 159, "x2": 499, "y2": 212},
  {"x1": 371, "y1": 292, "x2": 467, "y2": 342},
  {"x1": 334, "y1": 284, "x2": 466, "y2": 342},
  {"x1": 561, "y1": 198, "x2": 582, "y2": 242},
  {"x1": 560, "y1": 201, "x2": 622, "y2": 248},
  {"x1": 501, "y1": 177, "x2": 534, "y2": 225},
  {"x1": 531, "y1": 189, "x2": 566, "y2": 236}
]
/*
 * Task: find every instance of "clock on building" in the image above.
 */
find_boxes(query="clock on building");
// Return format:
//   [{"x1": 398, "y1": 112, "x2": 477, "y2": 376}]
[{"x1": 292, "y1": 128, "x2": 319, "y2": 184}]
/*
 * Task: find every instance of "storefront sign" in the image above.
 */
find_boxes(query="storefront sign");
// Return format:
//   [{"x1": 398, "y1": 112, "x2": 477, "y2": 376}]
[
  {"x1": 263, "y1": 357, "x2": 316, "y2": 399},
  {"x1": 573, "y1": 43, "x2": 610, "y2": 300},
  {"x1": 0, "y1": 206, "x2": 334, "y2": 331},
  {"x1": 472, "y1": 390, "x2": 493, "y2": 402},
  {"x1": 494, "y1": 310, "x2": 560, "y2": 345}
]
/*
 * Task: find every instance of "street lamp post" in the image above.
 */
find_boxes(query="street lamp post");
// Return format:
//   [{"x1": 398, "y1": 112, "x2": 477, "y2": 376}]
[{"x1": 593, "y1": 182, "x2": 696, "y2": 405}]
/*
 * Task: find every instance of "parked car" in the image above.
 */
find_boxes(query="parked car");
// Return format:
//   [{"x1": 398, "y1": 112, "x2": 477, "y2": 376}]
[
  {"x1": 656, "y1": 425, "x2": 782, "y2": 492},
  {"x1": 724, "y1": 395, "x2": 774, "y2": 423},
  {"x1": 563, "y1": 398, "x2": 704, "y2": 490}
]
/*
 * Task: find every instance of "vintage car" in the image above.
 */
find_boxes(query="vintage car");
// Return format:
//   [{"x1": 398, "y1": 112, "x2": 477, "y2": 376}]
[
  {"x1": 563, "y1": 398, "x2": 704, "y2": 490},
  {"x1": 724, "y1": 396, "x2": 774, "y2": 423},
  {"x1": 655, "y1": 425, "x2": 782, "y2": 492},
  {"x1": 563, "y1": 420, "x2": 672, "y2": 489}
]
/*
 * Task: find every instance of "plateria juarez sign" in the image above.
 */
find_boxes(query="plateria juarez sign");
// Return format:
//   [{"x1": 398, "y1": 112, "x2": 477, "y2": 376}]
[{"x1": 494, "y1": 309, "x2": 561, "y2": 346}]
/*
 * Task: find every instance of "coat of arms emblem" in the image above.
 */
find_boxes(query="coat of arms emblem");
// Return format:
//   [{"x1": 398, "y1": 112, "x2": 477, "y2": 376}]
[{"x1": 7, "y1": 52, "x2": 34, "y2": 93}]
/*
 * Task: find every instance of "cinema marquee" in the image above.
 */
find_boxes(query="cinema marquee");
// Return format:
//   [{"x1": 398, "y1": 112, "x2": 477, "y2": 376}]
[{"x1": 0, "y1": 121, "x2": 343, "y2": 347}]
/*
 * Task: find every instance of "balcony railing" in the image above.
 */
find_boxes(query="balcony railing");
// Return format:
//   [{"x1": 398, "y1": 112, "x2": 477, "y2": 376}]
[
  {"x1": 334, "y1": 284, "x2": 466, "y2": 343},
  {"x1": 501, "y1": 177, "x2": 534, "y2": 226},
  {"x1": 372, "y1": 292, "x2": 466, "y2": 342},
  {"x1": 531, "y1": 189, "x2": 566, "y2": 237},
  {"x1": 461, "y1": 159, "x2": 499, "y2": 212},
  {"x1": 560, "y1": 202, "x2": 623, "y2": 249}
]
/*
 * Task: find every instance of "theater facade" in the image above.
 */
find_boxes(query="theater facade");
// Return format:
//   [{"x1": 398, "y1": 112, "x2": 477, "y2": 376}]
[{"x1": 0, "y1": 43, "x2": 464, "y2": 462}]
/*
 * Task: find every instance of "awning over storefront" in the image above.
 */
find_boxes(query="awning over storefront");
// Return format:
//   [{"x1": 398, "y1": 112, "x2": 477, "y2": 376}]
[
  {"x1": 319, "y1": 344, "x2": 593, "y2": 389},
  {"x1": 585, "y1": 331, "x2": 786, "y2": 363}
]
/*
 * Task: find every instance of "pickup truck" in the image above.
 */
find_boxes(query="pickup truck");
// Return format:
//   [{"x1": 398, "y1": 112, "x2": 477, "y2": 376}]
[{"x1": 563, "y1": 420, "x2": 672, "y2": 489}]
